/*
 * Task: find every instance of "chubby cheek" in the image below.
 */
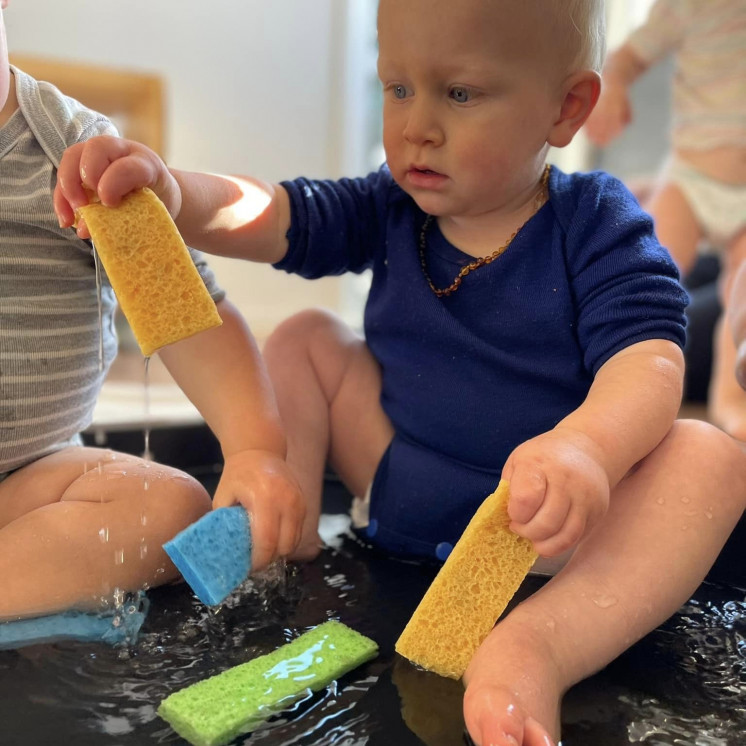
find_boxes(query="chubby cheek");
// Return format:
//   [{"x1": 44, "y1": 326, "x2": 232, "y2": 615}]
[
  {"x1": 458, "y1": 138, "x2": 509, "y2": 185},
  {"x1": 382, "y1": 120, "x2": 406, "y2": 180}
]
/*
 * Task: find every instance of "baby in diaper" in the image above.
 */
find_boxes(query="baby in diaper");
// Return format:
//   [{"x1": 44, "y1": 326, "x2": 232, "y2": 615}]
[{"x1": 586, "y1": 0, "x2": 746, "y2": 439}]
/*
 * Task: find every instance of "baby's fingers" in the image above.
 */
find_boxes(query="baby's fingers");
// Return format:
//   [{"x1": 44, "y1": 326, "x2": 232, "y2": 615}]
[
  {"x1": 512, "y1": 486, "x2": 571, "y2": 545},
  {"x1": 505, "y1": 468, "x2": 547, "y2": 525},
  {"x1": 531, "y1": 507, "x2": 587, "y2": 558},
  {"x1": 54, "y1": 142, "x2": 89, "y2": 226},
  {"x1": 276, "y1": 497, "x2": 305, "y2": 558},
  {"x1": 248, "y1": 508, "x2": 281, "y2": 573}
]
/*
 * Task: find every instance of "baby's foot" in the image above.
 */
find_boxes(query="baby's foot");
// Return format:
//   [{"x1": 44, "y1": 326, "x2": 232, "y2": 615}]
[
  {"x1": 462, "y1": 615, "x2": 562, "y2": 746},
  {"x1": 463, "y1": 684, "x2": 555, "y2": 746}
]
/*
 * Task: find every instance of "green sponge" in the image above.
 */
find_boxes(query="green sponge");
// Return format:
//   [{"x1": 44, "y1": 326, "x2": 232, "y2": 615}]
[{"x1": 157, "y1": 620, "x2": 378, "y2": 746}]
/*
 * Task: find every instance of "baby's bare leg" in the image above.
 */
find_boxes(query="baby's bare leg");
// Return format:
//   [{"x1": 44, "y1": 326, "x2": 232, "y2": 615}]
[
  {"x1": 708, "y1": 317, "x2": 746, "y2": 439},
  {"x1": 646, "y1": 180, "x2": 701, "y2": 274},
  {"x1": 263, "y1": 309, "x2": 394, "y2": 560},
  {"x1": 708, "y1": 231, "x2": 746, "y2": 439},
  {"x1": 0, "y1": 447, "x2": 210, "y2": 619},
  {"x1": 463, "y1": 420, "x2": 746, "y2": 746}
]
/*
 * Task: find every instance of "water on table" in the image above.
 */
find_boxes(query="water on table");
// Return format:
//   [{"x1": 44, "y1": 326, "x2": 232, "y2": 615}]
[{"x1": 0, "y1": 526, "x2": 744, "y2": 746}]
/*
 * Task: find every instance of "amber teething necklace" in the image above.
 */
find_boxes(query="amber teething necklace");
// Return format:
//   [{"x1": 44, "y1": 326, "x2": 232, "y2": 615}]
[{"x1": 418, "y1": 165, "x2": 551, "y2": 297}]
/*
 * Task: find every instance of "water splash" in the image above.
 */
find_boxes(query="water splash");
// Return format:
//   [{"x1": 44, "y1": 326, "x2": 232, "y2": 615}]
[
  {"x1": 142, "y1": 357, "x2": 152, "y2": 462},
  {"x1": 92, "y1": 242, "x2": 104, "y2": 373}
]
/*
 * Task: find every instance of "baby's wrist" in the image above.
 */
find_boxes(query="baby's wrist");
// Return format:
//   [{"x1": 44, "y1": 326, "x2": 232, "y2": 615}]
[{"x1": 552, "y1": 425, "x2": 615, "y2": 484}]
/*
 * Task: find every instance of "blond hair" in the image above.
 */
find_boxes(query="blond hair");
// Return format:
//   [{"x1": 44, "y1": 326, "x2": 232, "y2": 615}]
[{"x1": 557, "y1": 0, "x2": 607, "y2": 72}]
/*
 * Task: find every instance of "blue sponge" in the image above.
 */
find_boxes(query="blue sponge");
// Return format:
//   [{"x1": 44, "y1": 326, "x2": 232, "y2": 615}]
[
  {"x1": 0, "y1": 595, "x2": 149, "y2": 650},
  {"x1": 163, "y1": 506, "x2": 252, "y2": 606}
]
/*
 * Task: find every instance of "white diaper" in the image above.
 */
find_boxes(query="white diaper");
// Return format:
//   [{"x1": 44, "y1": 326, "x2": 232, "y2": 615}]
[{"x1": 665, "y1": 156, "x2": 746, "y2": 250}]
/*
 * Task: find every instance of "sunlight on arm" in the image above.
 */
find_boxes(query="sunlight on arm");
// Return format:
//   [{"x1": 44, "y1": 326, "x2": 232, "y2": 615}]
[{"x1": 204, "y1": 174, "x2": 272, "y2": 231}]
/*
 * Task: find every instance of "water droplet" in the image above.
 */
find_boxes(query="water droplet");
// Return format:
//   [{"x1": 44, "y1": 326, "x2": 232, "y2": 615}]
[
  {"x1": 681, "y1": 524, "x2": 689, "y2": 531},
  {"x1": 114, "y1": 549, "x2": 125, "y2": 565},
  {"x1": 681, "y1": 496, "x2": 691, "y2": 504},
  {"x1": 705, "y1": 511, "x2": 714, "y2": 519},
  {"x1": 98, "y1": 527, "x2": 109, "y2": 543},
  {"x1": 656, "y1": 497, "x2": 665, "y2": 505},
  {"x1": 139, "y1": 544, "x2": 148, "y2": 560},
  {"x1": 593, "y1": 595, "x2": 618, "y2": 609}
]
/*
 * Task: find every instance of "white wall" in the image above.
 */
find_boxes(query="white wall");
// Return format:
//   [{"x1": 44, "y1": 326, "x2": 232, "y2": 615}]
[{"x1": 6, "y1": 0, "x2": 368, "y2": 340}]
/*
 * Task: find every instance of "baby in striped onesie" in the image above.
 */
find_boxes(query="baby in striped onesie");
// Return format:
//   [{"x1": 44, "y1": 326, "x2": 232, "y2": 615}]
[
  {"x1": 586, "y1": 0, "x2": 746, "y2": 439},
  {"x1": 0, "y1": 0, "x2": 303, "y2": 620}
]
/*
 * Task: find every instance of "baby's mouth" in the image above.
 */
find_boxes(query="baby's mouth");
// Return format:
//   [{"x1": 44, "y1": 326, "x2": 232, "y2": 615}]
[{"x1": 406, "y1": 165, "x2": 448, "y2": 188}]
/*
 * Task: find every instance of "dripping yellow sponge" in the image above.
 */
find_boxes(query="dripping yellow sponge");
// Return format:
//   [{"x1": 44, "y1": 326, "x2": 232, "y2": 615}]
[
  {"x1": 157, "y1": 620, "x2": 378, "y2": 746},
  {"x1": 78, "y1": 187, "x2": 222, "y2": 356},
  {"x1": 395, "y1": 480, "x2": 537, "y2": 679}
]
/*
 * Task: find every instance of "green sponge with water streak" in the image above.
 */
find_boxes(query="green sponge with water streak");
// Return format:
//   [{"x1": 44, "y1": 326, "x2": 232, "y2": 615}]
[{"x1": 157, "y1": 620, "x2": 378, "y2": 746}]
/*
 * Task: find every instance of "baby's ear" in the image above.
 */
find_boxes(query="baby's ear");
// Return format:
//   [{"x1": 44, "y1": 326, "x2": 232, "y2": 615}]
[{"x1": 548, "y1": 70, "x2": 601, "y2": 148}]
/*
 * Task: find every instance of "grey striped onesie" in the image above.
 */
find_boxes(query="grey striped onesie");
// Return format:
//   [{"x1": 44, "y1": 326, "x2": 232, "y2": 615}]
[{"x1": 0, "y1": 66, "x2": 224, "y2": 476}]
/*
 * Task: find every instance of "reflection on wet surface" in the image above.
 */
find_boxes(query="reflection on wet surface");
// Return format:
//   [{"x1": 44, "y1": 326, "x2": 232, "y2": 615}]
[{"x1": 1, "y1": 515, "x2": 744, "y2": 745}]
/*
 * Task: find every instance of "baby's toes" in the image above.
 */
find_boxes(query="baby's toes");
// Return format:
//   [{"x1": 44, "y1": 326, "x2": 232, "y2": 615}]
[{"x1": 463, "y1": 684, "x2": 555, "y2": 746}]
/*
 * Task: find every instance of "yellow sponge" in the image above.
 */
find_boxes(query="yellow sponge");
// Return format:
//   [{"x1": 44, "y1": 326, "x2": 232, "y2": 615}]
[
  {"x1": 395, "y1": 480, "x2": 537, "y2": 679},
  {"x1": 78, "y1": 188, "x2": 222, "y2": 356}
]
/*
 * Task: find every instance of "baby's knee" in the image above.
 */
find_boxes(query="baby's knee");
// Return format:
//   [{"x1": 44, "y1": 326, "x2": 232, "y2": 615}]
[
  {"x1": 263, "y1": 308, "x2": 346, "y2": 364},
  {"x1": 663, "y1": 419, "x2": 746, "y2": 493},
  {"x1": 155, "y1": 468, "x2": 211, "y2": 526}
]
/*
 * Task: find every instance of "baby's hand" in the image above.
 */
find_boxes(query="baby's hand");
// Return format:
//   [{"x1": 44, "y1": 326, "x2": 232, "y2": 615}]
[
  {"x1": 502, "y1": 428, "x2": 610, "y2": 556},
  {"x1": 211, "y1": 449, "x2": 305, "y2": 572},
  {"x1": 54, "y1": 135, "x2": 180, "y2": 238},
  {"x1": 584, "y1": 82, "x2": 631, "y2": 147}
]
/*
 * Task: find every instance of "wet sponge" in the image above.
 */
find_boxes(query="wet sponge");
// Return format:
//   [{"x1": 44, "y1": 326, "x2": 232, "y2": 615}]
[
  {"x1": 77, "y1": 187, "x2": 222, "y2": 356},
  {"x1": 164, "y1": 506, "x2": 252, "y2": 607},
  {"x1": 0, "y1": 595, "x2": 149, "y2": 650},
  {"x1": 158, "y1": 620, "x2": 378, "y2": 746},
  {"x1": 396, "y1": 480, "x2": 537, "y2": 679}
]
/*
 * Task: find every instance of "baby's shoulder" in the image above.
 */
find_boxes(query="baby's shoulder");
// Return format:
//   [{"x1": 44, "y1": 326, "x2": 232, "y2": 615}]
[
  {"x1": 550, "y1": 168, "x2": 643, "y2": 228},
  {"x1": 11, "y1": 66, "x2": 116, "y2": 164}
]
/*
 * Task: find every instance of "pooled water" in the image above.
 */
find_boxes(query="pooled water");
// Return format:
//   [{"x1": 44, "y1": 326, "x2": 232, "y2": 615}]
[
  {"x1": 2, "y1": 526, "x2": 745, "y2": 746},
  {"x1": 562, "y1": 582, "x2": 746, "y2": 745},
  {"x1": 0, "y1": 539, "x2": 419, "y2": 745}
]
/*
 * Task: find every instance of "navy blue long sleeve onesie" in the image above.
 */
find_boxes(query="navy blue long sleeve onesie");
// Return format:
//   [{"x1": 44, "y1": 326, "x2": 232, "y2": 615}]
[{"x1": 275, "y1": 166, "x2": 688, "y2": 561}]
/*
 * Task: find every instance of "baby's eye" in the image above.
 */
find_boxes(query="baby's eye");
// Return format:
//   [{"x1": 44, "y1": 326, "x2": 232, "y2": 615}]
[
  {"x1": 393, "y1": 84, "x2": 410, "y2": 100},
  {"x1": 449, "y1": 86, "x2": 471, "y2": 103}
]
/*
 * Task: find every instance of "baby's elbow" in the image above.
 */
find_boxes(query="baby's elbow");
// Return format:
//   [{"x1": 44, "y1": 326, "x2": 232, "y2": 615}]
[{"x1": 653, "y1": 345, "x2": 685, "y2": 404}]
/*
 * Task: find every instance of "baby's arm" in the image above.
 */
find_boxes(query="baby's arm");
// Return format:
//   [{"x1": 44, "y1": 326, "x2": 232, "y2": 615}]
[
  {"x1": 158, "y1": 298, "x2": 304, "y2": 571},
  {"x1": 54, "y1": 136, "x2": 291, "y2": 264},
  {"x1": 584, "y1": 42, "x2": 648, "y2": 147},
  {"x1": 55, "y1": 137, "x2": 305, "y2": 569},
  {"x1": 504, "y1": 338, "x2": 684, "y2": 556}
]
